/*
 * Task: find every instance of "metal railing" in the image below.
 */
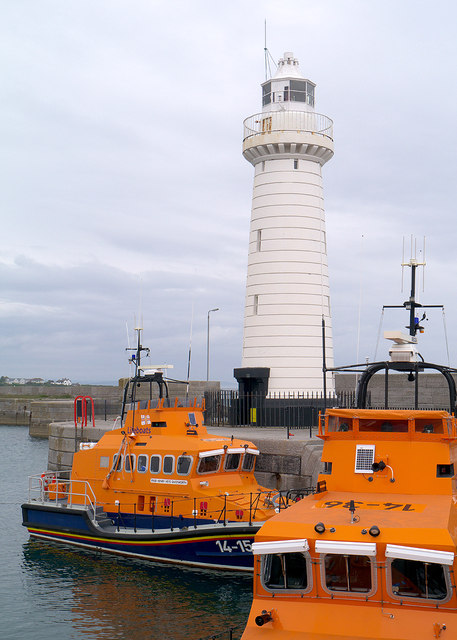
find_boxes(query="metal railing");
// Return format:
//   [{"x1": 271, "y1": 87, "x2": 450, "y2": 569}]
[
  {"x1": 110, "y1": 489, "x2": 294, "y2": 533},
  {"x1": 204, "y1": 390, "x2": 357, "y2": 428},
  {"x1": 28, "y1": 471, "x2": 99, "y2": 523},
  {"x1": 243, "y1": 110, "x2": 333, "y2": 142}
]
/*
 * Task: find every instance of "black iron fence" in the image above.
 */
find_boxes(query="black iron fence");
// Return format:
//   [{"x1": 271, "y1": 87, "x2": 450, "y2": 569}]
[{"x1": 204, "y1": 390, "x2": 359, "y2": 428}]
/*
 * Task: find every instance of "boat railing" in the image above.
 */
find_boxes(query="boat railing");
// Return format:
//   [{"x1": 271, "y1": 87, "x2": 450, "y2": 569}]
[
  {"x1": 109, "y1": 488, "x2": 306, "y2": 533},
  {"x1": 28, "y1": 471, "x2": 99, "y2": 523},
  {"x1": 111, "y1": 415, "x2": 122, "y2": 430}
]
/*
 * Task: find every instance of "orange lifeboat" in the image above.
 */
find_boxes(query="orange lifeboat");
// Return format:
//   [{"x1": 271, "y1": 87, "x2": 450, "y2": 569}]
[{"x1": 241, "y1": 259, "x2": 457, "y2": 638}]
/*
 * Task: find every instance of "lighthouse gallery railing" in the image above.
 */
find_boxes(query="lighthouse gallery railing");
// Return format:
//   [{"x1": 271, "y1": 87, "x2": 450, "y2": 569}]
[{"x1": 243, "y1": 110, "x2": 333, "y2": 142}]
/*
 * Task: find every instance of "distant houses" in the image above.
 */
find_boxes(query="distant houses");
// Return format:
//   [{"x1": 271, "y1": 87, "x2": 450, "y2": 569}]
[{"x1": 0, "y1": 376, "x2": 72, "y2": 386}]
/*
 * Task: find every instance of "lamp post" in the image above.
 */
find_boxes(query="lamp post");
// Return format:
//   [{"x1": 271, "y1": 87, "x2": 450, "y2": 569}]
[{"x1": 206, "y1": 308, "x2": 219, "y2": 381}]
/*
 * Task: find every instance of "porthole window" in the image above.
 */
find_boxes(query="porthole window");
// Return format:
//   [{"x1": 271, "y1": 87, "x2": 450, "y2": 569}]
[
  {"x1": 163, "y1": 455, "x2": 174, "y2": 475},
  {"x1": 150, "y1": 455, "x2": 161, "y2": 474},
  {"x1": 177, "y1": 455, "x2": 193, "y2": 476},
  {"x1": 323, "y1": 554, "x2": 373, "y2": 594},
  {"x1": 262, "y1": 552, "x2": 311, "y2": 592},
  {"x1": 389, "y1": 558, "x2": 450, "y2": 601},
  {"x1": 197, "y1": 455, "x2": 221, "y2": 474},
  {"x1": 137, "y1": 454, "x2": 148, "y2": 473}
]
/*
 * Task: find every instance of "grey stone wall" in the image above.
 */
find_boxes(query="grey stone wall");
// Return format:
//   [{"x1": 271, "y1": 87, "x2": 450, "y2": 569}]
[{"x1": 253, "y1": 437, "x2": 323, "y2": 491}]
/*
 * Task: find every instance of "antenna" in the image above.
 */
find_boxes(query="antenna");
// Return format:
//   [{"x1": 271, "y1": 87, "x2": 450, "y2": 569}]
[
  {"x1": 186, "y1": 303, "x2": 194, "y2": 400},
  {"x1": 384, "y1": 237, "x2": 438, "y2": 339},
  {"x1": 263, "y1": 20, "x2": 276, "y2": 81},
  {"x1": 264, "y1": 20, "x2": 267, "y2": 81}
]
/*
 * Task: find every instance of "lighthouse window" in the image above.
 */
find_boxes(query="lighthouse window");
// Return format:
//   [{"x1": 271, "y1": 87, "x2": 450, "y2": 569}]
[
  {"x1": 323, "y1": 554, "x2": 373, "y2": 594},
  {"x1": 262, "y1": 82, "x2": 271, "y2": 106},
  {"x1": 150, "y1": 455, "x2": 161, "y2": 474},
  {"x1": 389, "y1": 559, "x2": 449, "y2": 601},
  {"x1": 293, "y1": 159, "x2": 298, "y2": 169},
  {"x1": 262, "y1": 552, "x2": 310, "y2": 591},
  {"x1": 253, "y1": 295, "x2": 259, "y2": 315},
  {"x1": 197, "y1": 455, "x2": 221, "y2": 474},
  {"x1": 177, "y1": 455, "x2": 193, "y2": 475},
  {"x1": 163, "y1": 455, "x2": 174, "y2": 475},
  {"x1": 307, "y1": 82, "x2": 315, "y2": 106},
  {"x1": 256, "y1": 229, "x2": 262, "y2": 251}
]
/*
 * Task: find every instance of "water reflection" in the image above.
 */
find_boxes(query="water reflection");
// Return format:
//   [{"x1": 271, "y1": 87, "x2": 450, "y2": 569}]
[{"x1": 22, "y1": 540, "x2": 251, "y2": 640}]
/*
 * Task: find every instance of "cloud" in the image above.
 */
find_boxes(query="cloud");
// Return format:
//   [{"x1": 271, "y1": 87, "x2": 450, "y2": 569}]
[{"x1": 1, "y1": 0, "x2": 457, "y2": 386}]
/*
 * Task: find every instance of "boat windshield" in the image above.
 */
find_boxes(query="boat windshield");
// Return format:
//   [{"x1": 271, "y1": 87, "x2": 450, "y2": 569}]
[
  {"x1": 323, "y1": 554, "x2": 372, "y2": 593},
  {"x1": 263, "y1": 552, "x2": 310, "y2": 591},
  {"x1": 225, "y1": 453, "x2": 241, "y2": 471},
  {"x1": 197, "y1": 455, "x2": 221, "y2": 474},
  {"x1": 242, "y1": 453, "x2": 256, "y2": 471},
  {"x1": 389, "y1": 559, "x2": 449, "y2": 600}
]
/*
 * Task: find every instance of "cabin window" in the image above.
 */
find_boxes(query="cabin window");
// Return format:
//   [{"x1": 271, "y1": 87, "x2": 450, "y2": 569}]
[
  {"x1": 242, "y1": 453, "x2": 256, "y2": 472},
  {"x1": 262, "y1": 552, "x2": 311, "y2": 592},
  {"x1": 197, "y1": 455, "x2": 221, "y2": 474},
  {"x1": 225, "y1": 453, "x2": 241, "y2": 471},
  {"x1": 327, "y1": 416, "x2": 353, "y2": 433},
  {"x1": 188, "y1": 413, "x2": 197, "y2": 426},
  {"x1": 99, "y1": 456, "x2": 109, "y2": 468},
  {"x1": 125, "y1": 454, "x2": 135, "y2": 472},
  {"x1": 163, "y1": 455, "x2": 174, "y2": 475},
  {"x1": 359, "y1": 419, "x2": 408, "y2": 433},
  {"x1": 150, "y1": 455, "x2": 161, "y2": 474},
  {"x1": 322, "y1": 554, "x2": 373, "y2": 594},
  {"x1": 415, "y1": 418, "x2": 444, "y2": 434},
  {"x1": 388, "y1": 559, "x2": 450, "y2": 601},
  {"x1": 137, "y1": 454, "x2": 148, "y2": 473},
  {"x1": 322, "y1": 461, "x2": 333, "y2": 475},
  {"x1": 177, "y1": 455, "x2": 193, "y2": 475},
  {"x1": 113, "y1": 454, "x2": 123, "y2": 471}
]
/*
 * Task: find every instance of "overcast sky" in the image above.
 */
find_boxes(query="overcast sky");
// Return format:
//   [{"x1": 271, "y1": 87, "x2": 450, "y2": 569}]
[{"x1": 1, "y1": 0, "x2": 457, "y2": 386}]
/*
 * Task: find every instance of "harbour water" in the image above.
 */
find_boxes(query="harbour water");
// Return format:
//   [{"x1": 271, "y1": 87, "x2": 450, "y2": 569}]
[{"x1": 1, "y1": 426, "x2": 251, "y2": 640}]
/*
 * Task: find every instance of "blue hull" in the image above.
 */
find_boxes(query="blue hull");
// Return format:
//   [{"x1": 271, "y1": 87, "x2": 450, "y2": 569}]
[{"x1": 21, "y1": 503, "x2": 256, "y2": 571}]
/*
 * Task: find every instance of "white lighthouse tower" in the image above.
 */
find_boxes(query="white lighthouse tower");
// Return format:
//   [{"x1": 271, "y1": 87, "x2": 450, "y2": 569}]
[{"x1": 235, "y1": 52, "x2": 334, "y2": 396}]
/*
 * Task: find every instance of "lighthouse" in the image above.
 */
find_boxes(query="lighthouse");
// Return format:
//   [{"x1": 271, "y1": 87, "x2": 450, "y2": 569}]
[{"x1": 234, "y1": 52, "x2": 334, "y2": 396}]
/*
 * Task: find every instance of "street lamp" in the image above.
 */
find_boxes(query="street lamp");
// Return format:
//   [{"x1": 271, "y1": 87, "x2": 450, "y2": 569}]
[{"x1": 206, "y1": 308, "x2": 219, "y2": 381}]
